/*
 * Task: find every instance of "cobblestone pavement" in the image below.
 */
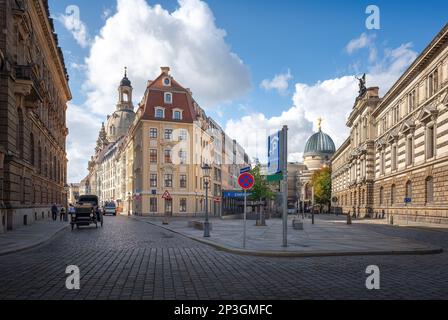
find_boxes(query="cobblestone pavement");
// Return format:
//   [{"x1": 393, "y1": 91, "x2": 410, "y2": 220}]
[{"x1": 0, "y1": 215, "x2": 447, "y2": 300}]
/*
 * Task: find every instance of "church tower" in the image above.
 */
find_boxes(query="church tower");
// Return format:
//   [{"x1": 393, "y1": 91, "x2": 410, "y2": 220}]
[{"x1": 105, "y1": 67, "x2": 136, "y2": 143}]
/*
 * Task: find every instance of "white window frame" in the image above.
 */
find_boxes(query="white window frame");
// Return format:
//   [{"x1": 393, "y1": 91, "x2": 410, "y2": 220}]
[
  {"x1": 164, "y1": 92, "x2": 173, "y2": 104},
  {"x1": 173, "y1": 109, "x2": 183, "y2": 120},
  {"x1": 163, "y1": 77, "x2": 171, "y2": 87},
  {"x1": 155, "y1": 107, "x2": 165, "y2": 119}
]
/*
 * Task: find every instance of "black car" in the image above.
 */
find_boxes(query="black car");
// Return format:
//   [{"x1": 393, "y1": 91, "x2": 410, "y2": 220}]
[{"x1": 71, "y1": 195, "x2": 103, "y2": 230}]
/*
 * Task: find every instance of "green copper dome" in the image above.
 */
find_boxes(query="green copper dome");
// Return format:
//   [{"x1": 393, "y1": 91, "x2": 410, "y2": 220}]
[{"x1": 304, "y1": 128, "x2": 336, "y2": 157}]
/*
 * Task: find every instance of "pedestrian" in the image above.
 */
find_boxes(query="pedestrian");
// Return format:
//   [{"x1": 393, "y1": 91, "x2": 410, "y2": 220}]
[
  {"x1": 51, "y1": 203, "x2": 58, "y2": 221},
  {"x1": 60, "y1": 207, "x2": 66, "y2": 222}
]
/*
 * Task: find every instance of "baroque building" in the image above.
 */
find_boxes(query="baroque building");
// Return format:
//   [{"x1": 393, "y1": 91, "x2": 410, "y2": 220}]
[
  {"x1": 0, "y1": 0, "x2": 71, "y2": 233},
  {"x1": 122, "y1": 67, "x2": 249, "y2": 217},
  {"x1": 332, "y1": 23, "x2": 448, "y2": 224},
  {"x1": 81, "y1": 70, "x2": 135, "y2": 206}
]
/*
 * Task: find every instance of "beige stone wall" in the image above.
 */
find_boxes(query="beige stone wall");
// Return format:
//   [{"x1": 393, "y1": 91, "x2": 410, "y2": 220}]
[{"x1": 0, "y1": 0, "x2": 71, "y2": 231}]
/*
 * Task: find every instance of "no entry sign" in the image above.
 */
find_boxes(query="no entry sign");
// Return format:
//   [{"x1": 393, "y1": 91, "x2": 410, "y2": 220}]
[{"x1": 238, "y1": 173, "x2": 255, "y2": 190}]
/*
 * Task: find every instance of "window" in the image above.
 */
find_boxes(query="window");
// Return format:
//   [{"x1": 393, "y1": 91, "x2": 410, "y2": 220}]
[
  {"x1": 180, "y1": 175, "x2": 187, "y2": 188},
  {"x1": 391, "y1": 144, "x2": 397, "y2": 171},
  {"x1": 164, "y1": 129, "x2": 173, "y2": 140},
  {"x1": 426, "y1": 125, "x2": 435, "y2": 159},
  {"x1": 391, "y1": 184, "x2": 396, "y2": 205},
  {"x1": 164, "y1": 174, "x2": 173, "y2": 187},
  {"x1": 155, "y1": 108, "x2": 165, "y2": 119},
  {"x1": 179, "y1": 129, "x2": 187, "y2": 141},
  {"x1": 434, "y1": 70, "x2": 439, "y2": 93},
  {"x1": 180, "y1": 198, "x2": 187, "y2": 212},
  {"x1": 150, "y1": 198, "x2": 157, "y2": 213},
  {"x1": 150, "y1": 149, "x2": 158, "y2": 164},
  {"x1": 408, "y1": 90, "x2": 416, "y2": 113},
  {"x1": 150, "y1": 128, "x2": 158, "y2": 139},
  {"x1": 425, "y1": 176, "x2": 434, "y2": 204},
  {"x1": 164, "y1": 149, "x2": 172, "y2": 164},
  {"x1": 163, "y1": 77, "x2": 171, "y2": 86},
  {"x1": 164, "y1": 92, "x2": 173, "y2": 104},
  {"x1": 406, "y1": 136, "x2": 414, "y2": 166},
  {"x1": 379, "y1": 187, "x2": 384, "y2": 206},
  {"x1": 173, "y1": 110, "x2": 182, "y2": 120},
  {"x1": 380, "y1": 151, "x2": 385, "y2": 175},
  {"x1": 179, "y1": 150, "x2": 187, "y2": 164},
  {"x1": 428, "y1": 74, "x2": 434, "y2": 97},
  {"x1": 30, "y1": 133, "x2": 35, "y2": 166},
  {"x1": 150, "y1": 174, "x2": 157, "y2": 188},
  {"x1": 405, "y1": 180, "x2": 412, "y2": 200}
]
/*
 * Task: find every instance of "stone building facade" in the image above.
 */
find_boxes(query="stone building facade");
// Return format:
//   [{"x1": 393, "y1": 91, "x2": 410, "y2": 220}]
[
  {"x1": 332, "y1": 23, "x2": 448, "y2": 224},
  {"x1": 0, "y1": 0, "x2": 71, "y2": 233}
]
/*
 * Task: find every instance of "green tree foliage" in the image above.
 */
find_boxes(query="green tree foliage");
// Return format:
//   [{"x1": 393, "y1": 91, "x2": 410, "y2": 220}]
[
  {"x1": 311, "y1": 167, "x2": 332, "y2": 205},
  {"x1": 249, "y1": 164, "x2": 275, "y2": 202}
]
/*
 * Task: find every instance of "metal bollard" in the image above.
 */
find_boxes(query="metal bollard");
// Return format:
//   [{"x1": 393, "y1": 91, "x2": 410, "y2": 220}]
[{"x1": 347, "y1": 214, "x2": 352, "y2": 225}]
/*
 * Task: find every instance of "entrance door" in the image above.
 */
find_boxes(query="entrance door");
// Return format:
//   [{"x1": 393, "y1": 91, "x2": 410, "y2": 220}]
[
  {"x1": 165, "y1": 199, "x2": 173, "y2": 217},
  {"x1": 7, "y1": 211, "x2": 13, "y2": 231}
]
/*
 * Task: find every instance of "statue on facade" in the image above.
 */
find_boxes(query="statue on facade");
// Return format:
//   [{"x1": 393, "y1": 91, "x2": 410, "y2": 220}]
[{"x1": 356, "y1": 73, "x2": 367, "y2": 97}]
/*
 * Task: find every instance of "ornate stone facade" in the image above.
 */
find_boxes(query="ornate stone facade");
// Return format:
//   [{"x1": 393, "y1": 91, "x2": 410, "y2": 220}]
[
  {"x1": 0, "y1": 0, "x2": 71, "y2": 233},
  {"x1": 332, "y1": 23, "x2": 448, "y2": 224}
]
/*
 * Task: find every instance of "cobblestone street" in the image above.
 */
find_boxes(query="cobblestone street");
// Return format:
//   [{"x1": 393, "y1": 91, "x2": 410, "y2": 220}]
[{"x1": 0, "y1": 216, "x2": 447, "y2": 300}]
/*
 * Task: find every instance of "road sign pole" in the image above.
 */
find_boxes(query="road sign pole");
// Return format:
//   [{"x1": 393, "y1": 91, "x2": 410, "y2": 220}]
[
  {"x1": 282, "y1": 126, "x2": 288, "y2": 248},
  {"x1": 243, "y1": 189, "x2": 247, "y2": 249}
]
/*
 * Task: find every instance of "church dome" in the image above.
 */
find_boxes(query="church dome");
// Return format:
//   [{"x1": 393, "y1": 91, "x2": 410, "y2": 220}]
[
  {"x1": 304, "y1": 129, "x2": 336, "y2": 157},
  {"x1": 106, "y1": 109, "x2": 135, "y2": 143},
  {"x1": 120, "y1": 76, "x2": 131, "y2": 87}
]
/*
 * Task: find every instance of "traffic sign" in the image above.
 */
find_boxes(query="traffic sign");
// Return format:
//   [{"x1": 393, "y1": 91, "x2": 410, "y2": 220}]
[
  {"x1": 238, "y1": 173, "x2": 255, "y2": 190},
  {"x1": 162, "y1": 190, "x2": 172, "y2": 200},
  {"x1": 240, "y1": 166, "x2": 251, "y2": 174},
  {"x1": 268, "y1": 131, "x2": 281, "y2": 175}
]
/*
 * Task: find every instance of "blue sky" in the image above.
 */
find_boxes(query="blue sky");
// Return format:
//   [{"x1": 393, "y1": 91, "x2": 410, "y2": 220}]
[{"x1": 48, "y1": 0, "x2": 448, "y2": 182}]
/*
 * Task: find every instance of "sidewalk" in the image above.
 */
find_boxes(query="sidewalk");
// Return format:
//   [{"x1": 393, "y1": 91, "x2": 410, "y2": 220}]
[
  {"x1": 0, "y1": 220, "x2": 69, "y2": 256},
  {"x1": 132, "y1": 215, "x2": 443, "y2": 257}
]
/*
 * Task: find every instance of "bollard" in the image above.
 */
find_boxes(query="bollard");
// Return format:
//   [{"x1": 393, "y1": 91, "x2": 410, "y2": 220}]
[
  {"x1": 389, "y1": 215, "x2": 394, "y2": 225},
  {"x1": 347, "y1": 213, "x2": 352, "y2": 225}
]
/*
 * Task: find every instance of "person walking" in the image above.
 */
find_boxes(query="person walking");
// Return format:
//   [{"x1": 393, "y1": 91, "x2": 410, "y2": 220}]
[
  {"x1": 51, "y1": 203, "x2": 58, "y2": 221},
  {"x1": 60, "y1": 207, "x2": 66, "y2": 222}
]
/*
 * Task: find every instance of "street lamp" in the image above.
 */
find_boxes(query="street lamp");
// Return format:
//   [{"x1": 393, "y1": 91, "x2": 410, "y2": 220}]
[{"x1": 202, "y1": 163, "x2": 211, "y2": 237}]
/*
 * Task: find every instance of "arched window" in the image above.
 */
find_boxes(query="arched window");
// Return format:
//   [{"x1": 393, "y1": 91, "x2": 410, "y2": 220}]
[
  {"x1": 390, "y1": 184, "x2": 396, "y2": 205},
  {"x1": 379, "y1": 187, "x2": 384, "y2": 206},
  {"x1": 405, "y1": 180, "x2": 412, "y2": 200},
  {"x1": 425, "y1": 176, "x2": 434, "y2": 204}
]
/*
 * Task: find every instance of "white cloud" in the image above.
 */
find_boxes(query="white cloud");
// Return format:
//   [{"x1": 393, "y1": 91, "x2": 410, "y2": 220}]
[
  {"x1": 346, "y1": 33, "x2": 377, "y2": 63},
  {"x1": 66, "y1": 104, "x2": 103, "y2": 183},
  {"x1": 56, "y1": 11, "x2": 91, "y2": 48},
  {"x1": 226, "y1": 42, "x2": 418, "y2": 164},
  {"x1": 84, "y1": 0, "x2": 251, "y2": 116},
  {"x1": 67, "y1": 0, "x2": 251, "y2": 182},
  {"x1": 260, "y1": 69, "x2": 293, "y2": 95}
]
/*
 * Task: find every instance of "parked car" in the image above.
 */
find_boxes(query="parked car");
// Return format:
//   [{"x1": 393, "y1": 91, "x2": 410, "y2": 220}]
[{"x1": 104, "y1": 202, "x2": 117, "y2": 216}]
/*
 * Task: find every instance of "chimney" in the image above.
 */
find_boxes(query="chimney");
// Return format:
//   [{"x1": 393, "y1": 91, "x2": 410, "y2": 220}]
[
  {"x1": 161, "y1": 66, "x2": 170, "y2": 75},
  {"x1": 367, "y1": 87, "x2": 379, "y2": 98}
]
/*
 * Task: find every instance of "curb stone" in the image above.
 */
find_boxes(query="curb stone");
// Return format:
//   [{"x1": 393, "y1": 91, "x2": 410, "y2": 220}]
[
  {"x1": 0, "y1": 224, "x2": 70, "y2": 257},
  {"x1": 131, "y1": 216, "x2": 444, "y2": 258}
]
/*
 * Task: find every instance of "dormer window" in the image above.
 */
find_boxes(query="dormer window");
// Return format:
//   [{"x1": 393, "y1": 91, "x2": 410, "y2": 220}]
[
  {"x1": 173, "y1": 109, "x2": 182, "y2": 120},
  {"x1": 155, "y1": 107, "x2": 165, "y2": 119},
  {"x1": 163, "y1": 77, "x2": 171, "y2": 86},
  {"x1": 164, "y1": 92, "x2": 173, "y2": 104}
]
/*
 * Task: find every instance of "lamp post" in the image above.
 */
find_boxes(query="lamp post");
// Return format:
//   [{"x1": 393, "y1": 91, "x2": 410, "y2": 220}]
[
  {"x1": 202, "y1": 164, "x2": 211, "y2": 238},
  {"x1": 127, "y1": 192, "x2": 131, "y2": 217}
]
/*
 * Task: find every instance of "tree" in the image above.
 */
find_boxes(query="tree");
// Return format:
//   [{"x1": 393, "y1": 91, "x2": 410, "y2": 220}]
[
  {"x1": 249, "y1": 164, "x2": 275, "y2": 203},
  {"x1": 311, "y1": 167, "x2": 332, "y2": 207}
]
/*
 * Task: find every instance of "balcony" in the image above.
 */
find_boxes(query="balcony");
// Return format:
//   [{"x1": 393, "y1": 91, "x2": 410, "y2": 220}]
[{"x1": 14, "y1": 65, "x2": 43, "y2": 107}]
